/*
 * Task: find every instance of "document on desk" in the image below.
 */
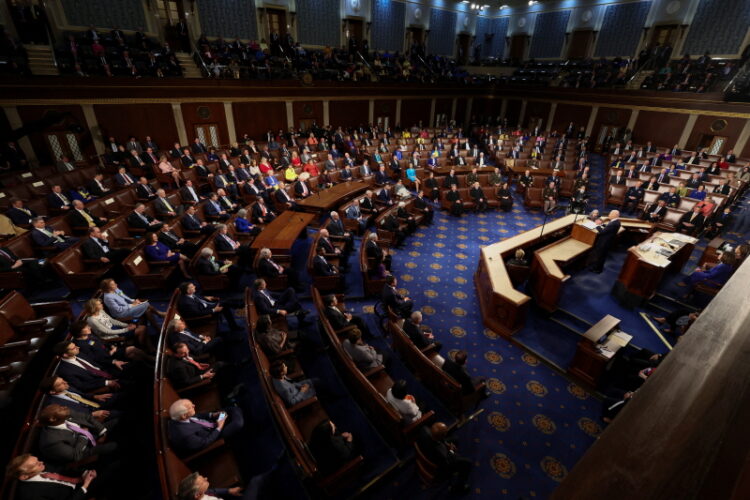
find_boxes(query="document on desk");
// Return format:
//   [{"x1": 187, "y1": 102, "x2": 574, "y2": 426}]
[
  {"x1": 635, "y1": 245, "x2": 670, "y2": 267},
  {"x1": 666, "y1": 232, "x2": 698, "y2": 245},
  {"x1": 580, "y1": 220, "x2": 598, "y2": 230}
]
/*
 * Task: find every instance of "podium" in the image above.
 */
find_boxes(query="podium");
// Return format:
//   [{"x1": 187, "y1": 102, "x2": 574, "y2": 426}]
[
  {"x1": 614, "y1": 231, "x2": 696, "y2": 307},
  {"x1": 568, "y1": 315, "x2": 632, "y2": 388}
]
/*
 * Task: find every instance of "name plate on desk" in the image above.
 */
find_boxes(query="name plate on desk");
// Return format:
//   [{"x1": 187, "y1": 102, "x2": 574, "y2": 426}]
[
  {"x1": 104, "y1": 198, "x2": 115, "y2": 205},
  {"x1": 32, "y1": 181, "x2": 45, "y2": 187},
  {"x1": 21, "y1": 172, "x2": 33, "y2": 178}
]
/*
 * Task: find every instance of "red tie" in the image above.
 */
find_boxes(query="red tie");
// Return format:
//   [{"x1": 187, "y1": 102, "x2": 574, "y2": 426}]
[
  {"x1": 76, "y1": 358, "x2": 112, "y2": 379},
  {"x1": 41, "y1": 472, "x2": 81, "y2": 484},
  {"x1": 185, "y1": 357, "x2": 209, "y2": 371}
]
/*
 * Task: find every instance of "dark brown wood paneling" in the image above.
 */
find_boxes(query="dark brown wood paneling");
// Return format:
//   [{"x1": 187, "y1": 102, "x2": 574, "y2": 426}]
[
  {"x1": 551, "y1": 103, "x2": 592, "y2": 134},
  {"x1": 181, "y1": 102, "x2": 228, "y2": 145},
  {"x1": 435, "y1": 98, "x2": 452, "y2": 121},
  {"x1": 373, "y1": 99, "x2": 396, "y2": 129},
  {"x1": 633, "y1": 110, "x2": 688, "y2": 147},
  {"x1": 591, "y1": 106, "x2": 632, "y2": 142},
  {"x1": 525, "y1": 101, "x2": 551, "y2": 129},
  {"x1": 743, "y1": 139, "x2": 750, "y2": 160},
  {"x1": 686, "y1": 115, "x2": 745, "y2": 155},
  {"x1": 94, "y1": 103, "x2": 177, "y2": 153},
  {"x1": 232, "y1": 101, "x2": 286, "y2": 140},
  {"x1": 17, "y1": 105, "x2": 95, "y2": 165},
  {"x1": 0, "y1": 108, "x2": 11, "y2": 138},
  {"x1": 400, "y1": 98, "x2": 431, "y2": 128},
  {"x1": 504, "y1": 99, "x2": 523, "y2": 126},
  {"x1": 329, "y1": 100, "x2": 369, "y2": 128},
  {"x1": 455, "y1": 98, "x2": 467, "y2": 125},
  {"x1": 292, "y1": 101, "x2": 323, "y2": 129}
]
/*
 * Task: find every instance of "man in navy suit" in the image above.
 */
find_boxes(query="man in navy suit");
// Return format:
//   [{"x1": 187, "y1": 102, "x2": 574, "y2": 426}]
[
  {"x1": 191, "y1": 138, "x2": 208, "y2": 154},
  {"x1": 177, "y1": 282, "x2": 241, "y2": 329},
  {"x1": 589, "y1": 210, "x2": 621, "y2": 273},
  {"x1": 167, "y1": 398, "x2": 244, "y2": 455},
  {"x1": 168, "y1": 317, "x2": 222, "y2": 355},
  {"x1": 382, "y1": 275, "x2": 414, "y2": 318},
  {"x1": 47, "y1": 185, "x2": 72, "y2": 211},
  {"x1": 181, "y1": 205, "x2": 215, "y2": 235},
  {"x1": 30, "y1": 217, "x2": 77, "y2": 251},
  {"x1": 5, "y1": 198, "x2": 36, "y2": 226},
  {"x1": 41, "y1": 375, "x2": 121, "y2": 422},
  {"x1": 114, "y1": 166, "x2": 136, "y2": 186},
  {"x1": 6, "y1": 453, "x2": 98, "y2": 500},
  {"x1": 252, "y1": 278, "x2": 307, "y2": 321},
  {"x1": 54, "y1": 340, "x2": 120, "y2": 393}
]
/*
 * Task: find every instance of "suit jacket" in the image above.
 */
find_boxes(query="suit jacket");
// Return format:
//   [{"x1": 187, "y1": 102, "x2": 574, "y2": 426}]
[
  {"x1": 6, "y1": 206, "x2": 36, "y2": 226},
  {"x1": 47, "y1": 192, "x2": 71, "y2": 209},
  {"x1": 37, "y1": 414, "x2": 105, "y2": 463},
  {"x1": 403, "y1": 319, "x2": 431, "y2": 349},
  {"x1": 679, "y1": 211, "x2": 705, "y2": 228},
  {"x1": 416, "y1": 426, "x2": 457, "y2": 471},
  {"x1": 342, "y1": 339, "x2": 381, "y2": 370},
  {"x1": 294, "y1": 181, "x2": 311, "y2": 197},
  {"x1": 127, "y1": 211, "x2": 155, "y2": 230},
  {"x1": 114, "y1": 172, "x2": 135, "y2": 186},
  {"x1": 313, "y1": 255, "x2": 336, "y2": 276},
  {"x1": 168, "y1": 413, "x2": 221, "y2": 454},
  {"x1": 383, "y1": 286, "x2": 409, "y2": 314},
  {"x1": 0, "y1": 247, "x2": 21, "y2": 272},
  {"x1": 442, "y1": 358, "x2": 474, "y2": 394},
  {"x1": 67, "y1": 209, "x2": 99, "y2": 229},
  {"x1": 251, "y1": 203, "x2": 273, "y2": 222},
  {"x1": 595, "y1": 219, "x2": 621, "y2": 250},
  {"x1": 177, "y1": 294, "x2": 217, "y2": 319},
  {"x1": 80, "y1": 237, "x2": 112, "y2": 261},
  {"x1": 31, "y1": 228, "x2": 64, "y2": 247},
  {"x1": 136, "y1": 183, "x2": 155, "y2": 199},
  {"x1": 272, "y1": 377, "x2": 312, "y2": 407},
  {"x1": 165, "y1": 355, "x2": 205, "y2": 388},
  {"x1": 153, "y1": 197, "x2": 176, "y2": 216},
  {"x1": 14, "y1": 478, "x2": 88, "y2": 500},
  {"x1": 56, "y1": 358, "x2": 110, "y2": 393},
  {"x1": 181, "y1": 213, "x2": 204, "y2": 231}
]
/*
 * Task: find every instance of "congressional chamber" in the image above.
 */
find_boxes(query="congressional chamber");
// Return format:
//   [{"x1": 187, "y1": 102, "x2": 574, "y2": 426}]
[{"x1": 1, "y1": 1, "x2": 750, "y2": 499}]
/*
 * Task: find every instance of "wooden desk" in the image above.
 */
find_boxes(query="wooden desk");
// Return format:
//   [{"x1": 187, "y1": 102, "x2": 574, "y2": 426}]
[
  {"x1": 475, "y1": 214, "x2": 581, "y2": 337},
  {"x1": 530, "y1": 223, "x2": 596, "y2": 312},
  {"x1": 250, "y1": 211, "x2": 316, "y2": 254},
  {"x1": 296, "y1": 180, "x2": 371, "y2": 213},
  {"x1": 615, "y1": 231, "x2": 697, "y2": 306},
  {"x1": 568, "y1": 315, "x2": 631, "y2": 387},
  {"x1": 697, "y1": 236, "x2": 725, "y2": 267}
]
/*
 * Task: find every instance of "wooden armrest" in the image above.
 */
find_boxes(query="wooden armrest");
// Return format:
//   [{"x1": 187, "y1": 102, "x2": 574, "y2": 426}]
[
  {"x1": 288, "y1": 395, "x2": 318, "y2": 414},
  {"x1": 177, "y1": 378, "x2": 215, "y2": 394},
  {"x1": 183, "y1": 438, "x2": 226, "y2": 464},
  {"x1": 15, "y1": 319, "x2": 48, "y2": 332},
  {"x1": 318, "y1": 455, "x2": 364, "y2": 488},
  {"x1": 82, "y1": 259, "x2": 107, "y2": 265},
  {"x1": 0, "y1": 340, "x2": 32, "y2": 350},
  {"x1": 404, "y1": 410, "x2": 435, "y2": 435},
  {"x1": 148, "y1": 260, "x2": 172, "y2": 266},
  {"x1": 271, "y1": 348, "x2": 295, "y2": 359},
  {"x1": 421, "y1": 343, "x2": 439, "y2": 356},
  {"x1": 31, "y1": 301, "x2": 72, "y2": 315},
  {"x1": 364, "y1": 365, "x2": 386, "y2": 378},
  {"x1": 334, "y1": 325, "x2": 358, "y2": 337}
]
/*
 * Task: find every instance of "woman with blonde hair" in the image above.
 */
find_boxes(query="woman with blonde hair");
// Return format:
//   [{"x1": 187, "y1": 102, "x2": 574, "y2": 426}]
[
  {"x1": 158, "y1": 155, "x2": 182, "y2": 187},
  {"x1": 84, "y1": 297, "x2": 149, "y2": 348}
]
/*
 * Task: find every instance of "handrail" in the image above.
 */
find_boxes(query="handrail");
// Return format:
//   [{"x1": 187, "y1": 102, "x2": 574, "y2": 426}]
[
  {"x1": 723, "y1": 58, "x2": 750, "y2": 95},
  {"x1": 192, "y1": 50, "x2": 210, "y2": 77}
]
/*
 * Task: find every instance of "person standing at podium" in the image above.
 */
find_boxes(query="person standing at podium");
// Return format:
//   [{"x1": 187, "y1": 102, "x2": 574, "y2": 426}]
[{"x1": 589, "y1": 210, "x2": 621, "y2": 274}]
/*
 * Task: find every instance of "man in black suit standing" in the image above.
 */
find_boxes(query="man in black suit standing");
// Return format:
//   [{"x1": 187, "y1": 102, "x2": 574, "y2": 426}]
[
  {"x1": 589, "y1": 210, "x2": 621, "y2": 273},
  {"x1": 5, "y1": 453, "x2": 98, "y2": 500}
]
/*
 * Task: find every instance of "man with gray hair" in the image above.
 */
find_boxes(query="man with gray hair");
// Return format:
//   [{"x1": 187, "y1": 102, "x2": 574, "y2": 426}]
[
  {"x1": 153, "y1": 188, "x2": 178, "y2": 218},
  {"x1": 168, "y1": 317, "x2": 222, "y2": 355},
  {"x1": 326, "y1": 211, "x2": 353, "y2": 251},
  {"x1": 167, "y1": 398, "x2": 244, "y2": 455},
  {"x1": 257, "y1": 247, "x2": 301, "y2": 289}
]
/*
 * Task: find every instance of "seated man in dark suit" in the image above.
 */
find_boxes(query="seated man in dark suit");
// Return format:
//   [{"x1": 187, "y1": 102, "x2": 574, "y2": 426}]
[
  {"x1": 213, "y1": 223, "x2": 253, "y2": 268},
  {"x1": 308, "y1": 419, "x2": 357, "y2": 475},
  {"x1": 0, "y1": 245, "x2": 49, "y2": 283},
  {"x1": 382, "y1": 275, "x2": 414, "y2": 318},
  {"x1": 153, "y1": 189, "x2": 178, "y2": 218},
  {"x1": 416, "y1": 422, "x2": 472, "y2": 494},
  {"x1": 47, "y1": 185, "x2": 73, "y2": 211},
  {"x1": 677, "y1": 206, "x2": 705, "y2": 236},
  {"x1": 167, "y1": 398, "x2": 244, "y2": 456},
  {"x1": 326, "y1": 211, "x2": 353, "y2": 251},
  {"x1": 135, "y1": 177, "x2": 156, "y2": 199},
  {"x1": 81, "y1": 226, "x2": 130, "y2": 264},
  {"x1": 622, "y1": 181, "x2": 645, "y2": 214},
  {"x1": 5, "y1": 198, "x2": 37, "y2": 226},
  {"x1": 252, "y1": 278, "x2": 308, "y2": 323},
  {"x1": 177, "y1": 282, "x2": 242, "y2": 330},
  {"x1": 403, "y1": 310, "x2": 441, "y2": 352},
  {"x1": 181, "y1": 205, "x2": 215, "y2": 236},
  {"x1": 30, "y1": 217, "x2": 78, "y2": 252},
  {"x1": 36, "y1": 404, "x2": 116, "y2": 467},
  {"x1": 68, "y1": 200, "x2": 107, "y2": 229},
  {"x1": 204, "y1": 193, "x2": 231, "y2": 221},
  {"x1": 256, "y1": 247, "x2": 300, "y2": 287},
  {"x1": 41, "y1": 375, "x2": 121, "y2": 423},
  {"x1": 364, "y1": 232, "x2": 391, "y2": 275},
  {"x1": 442, "y1": 350, "x2": 488, "y2": 397},
  {"x1": 158, "y1": 223, "x2": 198, "y2": 258},
  {"x1": 168, "y1": 317, "x2": 222, "y2": 356},
  {"x1": 114, "y1": 166, "x2": 136, "y2": 187},
  {"x1": 127, "y1": 203, "x2": 163, "y2": 231},
  {"x1": 642, "y1": 199, "x2": 668, "y2": 222},
  {"x1": 54, "y1": 340, "x2": 121, "y2": 394},
  {"x1": 166, "y1": 342, "x2": 216, "y2": 389},
  {"x1": 250, "y1": 194, "x2": 276, "y2": 225},
  {"x1": 87, "y1": 173, "x2": 110, "y2": 198},
  {"x1": 313, "y1": 246, "x2": 339, "y2": 277},
  {"x1": 5, "y1": 453, "x2": 98, "y2": 500},
  {"x1": 323, "y1": 294, "x2": 371, "y2": 338},
  {"x1": 179, "y1": 180, "x2": 203, "y2": 206},
  {"x1": 194, "y1": 247, "x2": 241, "y2": 289}
]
